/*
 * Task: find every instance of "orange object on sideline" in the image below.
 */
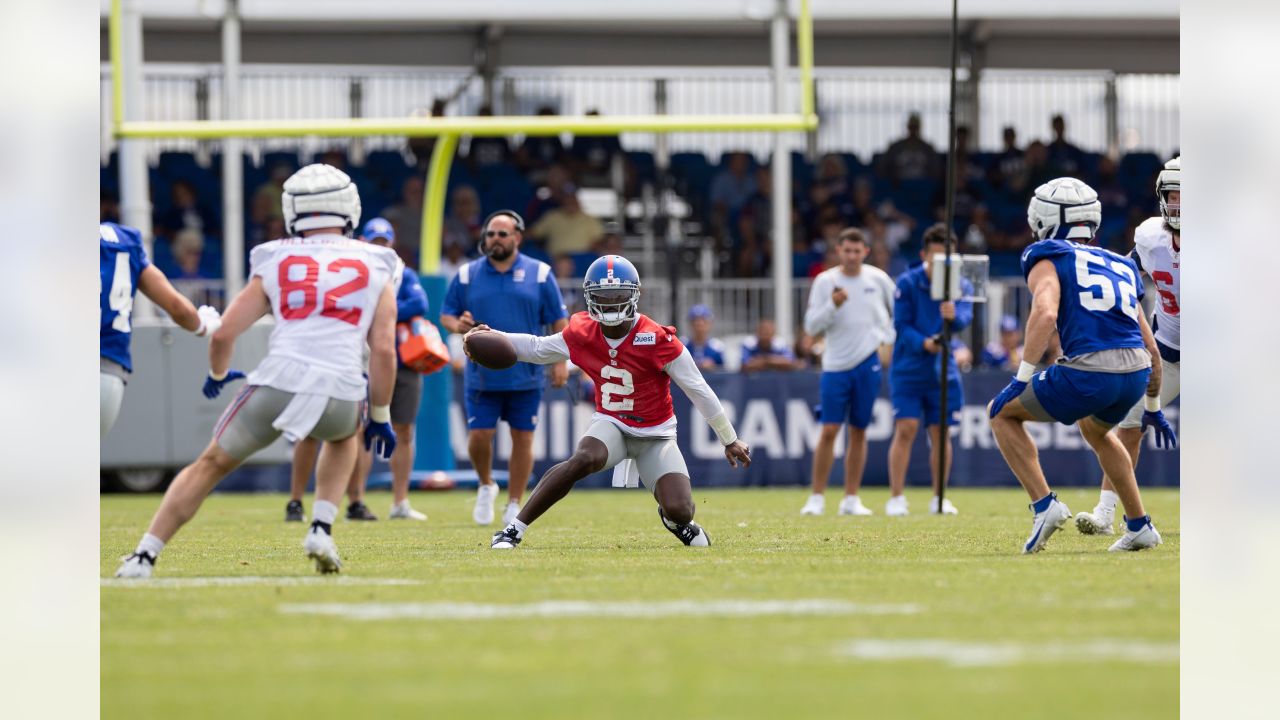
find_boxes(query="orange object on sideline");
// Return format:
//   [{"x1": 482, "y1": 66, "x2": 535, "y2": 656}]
[{"x1": 397, "y1": 317, "x2": 450, "y2": 374}]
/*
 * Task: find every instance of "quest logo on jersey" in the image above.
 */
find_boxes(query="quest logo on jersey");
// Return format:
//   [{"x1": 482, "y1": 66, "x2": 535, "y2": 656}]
[{"x1": 633, "y1": 332, "x2": 656, "y2": 345}]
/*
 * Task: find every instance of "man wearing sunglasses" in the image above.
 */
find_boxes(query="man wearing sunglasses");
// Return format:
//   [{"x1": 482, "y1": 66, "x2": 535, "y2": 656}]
[{"x1": 441, "y1": 210, "x2": 570, "y2": 526}]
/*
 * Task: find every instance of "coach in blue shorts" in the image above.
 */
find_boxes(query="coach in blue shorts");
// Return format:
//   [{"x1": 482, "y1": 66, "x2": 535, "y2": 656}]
[
  {"x1": 887, "y1": 224, "x2": 973, "y2": 516},
  {"x1": 441, "y1": 210, "x2": 569, "y2": 527},
  {"x1": 798, "y1": 229, "x2": 897, "y2": 517}
]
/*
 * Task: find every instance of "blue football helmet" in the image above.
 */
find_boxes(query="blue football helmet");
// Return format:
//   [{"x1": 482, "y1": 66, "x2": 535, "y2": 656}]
[{"x1": 583, "y1": 255, "x2": 641, "y2": 327}]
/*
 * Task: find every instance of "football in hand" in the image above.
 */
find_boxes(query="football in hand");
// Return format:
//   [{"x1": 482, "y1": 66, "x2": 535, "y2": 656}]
[{"x1": 464, "y1": 330, "x2": 517, "y2": 369}]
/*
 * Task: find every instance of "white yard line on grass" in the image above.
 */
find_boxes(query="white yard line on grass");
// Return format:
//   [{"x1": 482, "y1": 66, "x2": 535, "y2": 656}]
[
  {"x1": 101, "y1": 576, "x2": 424, "y2": 588},
  {"x1": 279, "y1": 599, "x2": 923, "y2": 621},
  {"x1": 835, "y1": 639, "x2": 1179, "y2": 667}
]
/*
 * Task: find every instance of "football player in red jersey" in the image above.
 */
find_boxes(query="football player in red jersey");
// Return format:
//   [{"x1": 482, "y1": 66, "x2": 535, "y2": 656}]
[{"x1": 468, "y1": 255, "x2": 752, "y2": 549}]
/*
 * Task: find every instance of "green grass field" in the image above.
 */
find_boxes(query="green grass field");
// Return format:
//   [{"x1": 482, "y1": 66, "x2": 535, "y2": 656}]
[{"x1": 101, "y1": 487, "x2": 1178, "y2": 719}]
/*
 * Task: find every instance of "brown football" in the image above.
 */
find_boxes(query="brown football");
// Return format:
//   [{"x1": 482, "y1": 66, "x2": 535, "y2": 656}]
[{"x1": 464, "y1": 330, "x2": 518, "y2": 369}]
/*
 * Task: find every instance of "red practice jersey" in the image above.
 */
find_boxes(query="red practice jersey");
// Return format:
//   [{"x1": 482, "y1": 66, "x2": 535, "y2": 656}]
[{"x1": 561, "y1": 312, "x2": 685, "y2": 428}]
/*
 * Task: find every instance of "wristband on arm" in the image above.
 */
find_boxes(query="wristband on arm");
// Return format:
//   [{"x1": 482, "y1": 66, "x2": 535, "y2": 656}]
[
  {"x1": 370, "y1": 405, "x2": 392, "y2": 423},
  {"x1": 1015, "y1": 361, "x2": 1037, "y2": 383},
  {"x1": 1143, "y1": 394, "x2": 1161, "y2": 412},
  {"x1": 209, "y1": 369, "x2": 228, "y2": 381},
  {"x1": 709, "y1": 413, "x2": 738, "y2": 446}
]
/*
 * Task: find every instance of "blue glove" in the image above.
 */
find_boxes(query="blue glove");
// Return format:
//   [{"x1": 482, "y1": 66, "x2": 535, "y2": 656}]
[
  {"x1": 988, "y1": 379, "x2": 1027, "y2": 419},
  {"x1": 1141, "y1": 409, "x2": 1178, "y2": 449},
  {"x1": 203, "y1": 370, "x2": 246, "y2": 399},
  {"x1": 364, "y1": 420, "x2": 397, "y2": 460}
]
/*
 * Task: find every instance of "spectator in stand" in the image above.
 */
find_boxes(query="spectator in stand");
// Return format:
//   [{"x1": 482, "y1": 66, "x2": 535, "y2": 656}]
[
  {"x1": 517, "y1": 106, "x2": 566, "y2": 181},
  {"x1": 408, "y1": 98, "x2": 447, "y2": 170},
  {"x1": 816, "y1": 153, "x2": 850, "y2": 198},
  {"x1": 737, "y1": 166, "x2": 773, "y2": 277},
  {"x1": 570, "y1": 109, "x2": 623, "y2": 187},
  {"x1": 250, "y1": 162, "x2": 290, "y2": 236},
  {"x1": 980, "y1": 314, "x2": 1023, "y2": 371},
  {"x1": 443, "y1": 185, "x2": 483, "y2": 251},
  {"x1": 934, "y1": 162, "x2": 983, "y2": 237},
  {"x1": 953, "y1": 125, "x2": 985, "y2": 185},
  {"x1": 840, "y1": 176, "x2": 876, "y2": 228},
  {"x1": 963, "y1": 203, "x2": 996, "y2": 253},
  {"x1": 553, "y1": 255, "x2": 585, "y2": 314},
  {"x1": 1023, "y1": 140, "x2": 1054, "y2": 194},
  {"x1": 156, "y1": 180, "x2": 217, "y2": 240},
  {"x1": 866, "y1": 238, "x2": 893, "y2": 274},
  {"x1": 1093, "y1": 155, "x2": 1132, "y2": 249},
  {"x1": 528, "y1": 189, "x2": 604, "y2": 257},
  {"x1": 791, "y1": 234, "x2": 822, "y2": 279},
  {"x1": 171, "y1": 228, "x2": 208, "y2": 280},
  {"x1": 594, "y1": 228, "x2": 624, "y2": 257},
  {"x1": 438, "y1": 239, "x2": 469, "y2": 282},
  {"x1": 250, "y1": 216, "x2": 286, "y2": 252},
  {"x1": 741, "y1": 318, "x2": 798, "y2": 373},
  {"x1": 878, "y1": 112, "x2": 940, "y2": 184},
  {"x1": 1047, "y1": 114, "x2": 1085, "y2": 176},
  {"x1": 465, "y1": 105, "x2": 512, "y2": 172},
  {"x1": 681, "y1": 305, "x2": 726, "y2": 370},
  {"x1": 524, "y1": 164, "x2": 574, "y2": 225},
  {"x1": 710, "y1": 152, "x2": 757, "y2": 239},
  {"x1": 808, "y1": 242, "x2": 840, "y2": 279},
  {"x1": 993, "y1": 126, "x2": 1028, "y2": 194},
  {"x1": 382, "y1": 176, "x2": 425, "y2": 268}
]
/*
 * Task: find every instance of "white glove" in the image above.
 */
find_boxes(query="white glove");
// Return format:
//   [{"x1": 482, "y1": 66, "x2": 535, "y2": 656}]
[{"x1": 194, "y1": 305, "x2": 222, "y2": 337}]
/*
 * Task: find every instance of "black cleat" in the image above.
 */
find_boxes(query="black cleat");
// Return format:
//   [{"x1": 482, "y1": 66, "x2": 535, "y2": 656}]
[
  {"x1": 491, "y1": 525, "x2": 522, "y2": 549},
  {"x1": 659, "y1": 508, "x2": 711, "y2": 547},
  {"x1": 285, "y1": 499, "x2": 305, "y2": 522},
  {"x1": 346, "y1": 501, "x2": 378, "y2": 521}
]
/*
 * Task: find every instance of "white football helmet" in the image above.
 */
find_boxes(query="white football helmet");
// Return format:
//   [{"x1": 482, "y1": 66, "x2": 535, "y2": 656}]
[
  {"x1": 282, "y1": 163, "x2": 362, "y2": 236},
  {"x1": 1027, "y1": 177, "x2": 1102, "y2": 242},
  {"x1": 1157, "y1": 156, "x2": 1180, "y2": 230}
]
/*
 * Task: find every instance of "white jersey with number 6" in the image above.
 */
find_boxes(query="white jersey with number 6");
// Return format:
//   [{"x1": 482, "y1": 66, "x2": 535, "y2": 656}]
[
  {"x1": 1131, "y1": 216, "x2": 1180, "y2": 351},
  {"x1": 247, "y1": 234, "x2": 402, "y2": 401}
]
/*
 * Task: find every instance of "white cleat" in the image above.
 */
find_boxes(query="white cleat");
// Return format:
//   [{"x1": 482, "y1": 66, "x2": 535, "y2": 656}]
[
  {"x1": 929, "y1": 496, "x2": 959, "y2": 515},
  {"x1": 302, "y1": 528, "x2": 342, "y2": 574},
  {"x1": 473, "y1": 483, "x2": 498, "y2": 525},
  {"x1": 501, "y1": 501, "x2": 521, "y2": 526},
  {"x1": 388, "y1": 500, "x2": 427, "y2": 521},
  {"x1": 800, "y1": 494, "x2": 826, "y2": 516},
  {"x1": 1108, "y1": 518, "x2": 1163, "y2": 552},
  {"x1": 837, "y1": 495, "x2": 873, "y2": 516},
  {"x1": 114, "y1": 552, "x2": 155, "y2": 579},
  {"x1": 1023, "y1": 495, "x2": 1072, "y2": 554},
  {"x1": 885, "y1": 495, "x2": 910, "y2": 517},
  {"x1": 1075, "y1": 509, "x2": 1115, "y2": 535}
]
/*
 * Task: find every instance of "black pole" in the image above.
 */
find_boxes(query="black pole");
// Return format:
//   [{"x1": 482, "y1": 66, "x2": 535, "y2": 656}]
[{"x1": 937, "y1": 0, "x2": 959, "y2": 513}]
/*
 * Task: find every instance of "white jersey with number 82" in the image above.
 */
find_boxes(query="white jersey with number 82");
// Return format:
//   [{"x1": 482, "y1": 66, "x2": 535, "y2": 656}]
[{"x1": 247, "y1": 234, "x2": 402, "y2": 401}]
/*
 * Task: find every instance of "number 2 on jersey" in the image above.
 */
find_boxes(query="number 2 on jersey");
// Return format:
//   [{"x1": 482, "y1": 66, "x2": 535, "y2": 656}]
[
  {"x1": 278, "y1": 256, "x2": 369, "y2": 325},
  {"x1": 1074, "y1": 249, "x2": 1138, "y2": 320},
  {"x1": 599, "y1": 366, "x2": 635, "y2": 412}
]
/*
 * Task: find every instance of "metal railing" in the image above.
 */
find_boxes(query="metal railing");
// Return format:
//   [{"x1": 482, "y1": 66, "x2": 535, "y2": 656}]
[{"x1": 101, "y1": 64, "x2": 1182, "y2": 164}]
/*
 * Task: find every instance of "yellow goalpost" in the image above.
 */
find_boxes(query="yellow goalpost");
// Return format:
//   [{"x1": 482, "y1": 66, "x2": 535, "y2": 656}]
[{"x1": 108, "y1": 0, "x2": 818, "y2": 275}]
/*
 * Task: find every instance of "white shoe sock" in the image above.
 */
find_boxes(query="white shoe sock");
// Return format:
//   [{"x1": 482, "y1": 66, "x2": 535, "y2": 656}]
[
  {"x1": 1098, "y1": 490, "x2": 1119, "y2": 514},
  {"x1": 511, "y1": 519, "x2": 529, "y2": 537},
  {"x1": 136, "y1": 533, "x2": 165, "y2": 559},
  {"x1": 312, "y1": 500, "x2": 338, "y2": 526}
]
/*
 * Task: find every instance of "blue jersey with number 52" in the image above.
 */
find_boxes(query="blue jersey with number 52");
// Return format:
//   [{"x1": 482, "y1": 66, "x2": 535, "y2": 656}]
[
  {"x1": 1020, "y1": 239, "x2": 1145, "y2": 358},
  {"x1": 100, "y1": 222, "x2": 151, "y2": 372}
]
